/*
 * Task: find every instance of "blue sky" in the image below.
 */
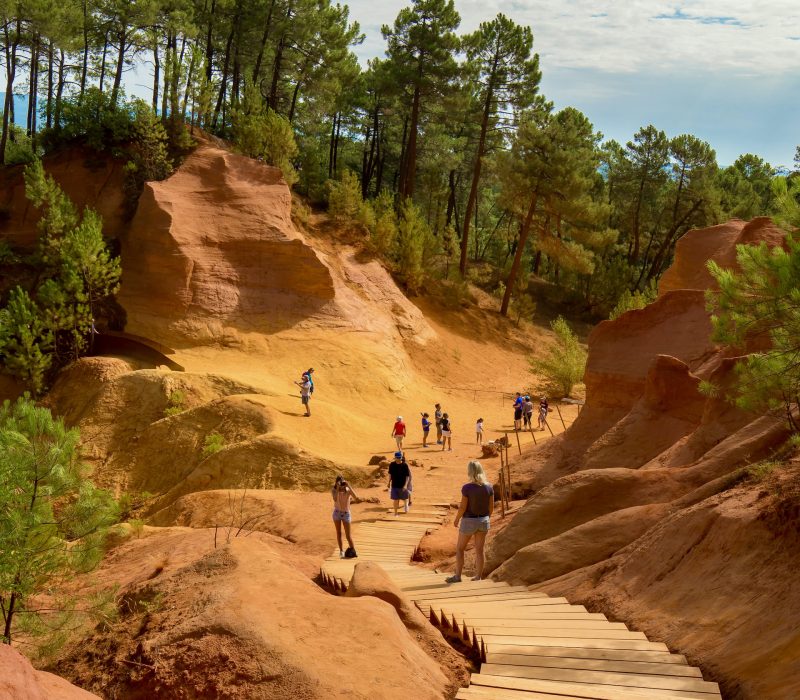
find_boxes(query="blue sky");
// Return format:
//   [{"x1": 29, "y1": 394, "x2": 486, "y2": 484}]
[{"x1": 345, "y1": 0, "x2": 799, "y2": 167}]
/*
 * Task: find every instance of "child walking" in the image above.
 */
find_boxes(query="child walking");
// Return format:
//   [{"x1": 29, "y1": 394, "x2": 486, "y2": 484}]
[
  {"x1": 421, "y1": 412, "x2": 431, "y2": 447},
  {"x1": 475, "y1": 417, "x2": 484, "y2": 445}
]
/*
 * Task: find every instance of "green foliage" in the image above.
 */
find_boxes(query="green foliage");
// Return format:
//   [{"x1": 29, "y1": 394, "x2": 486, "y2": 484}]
[
  {"x1": 128, "y1": 519, "x2": 145, "y2": 539},
  {"x1": 0, "y1": 241, "x2": 19, "y2": 265},
  {"x1": 232, "y1": 85, "x2": 298, "y2": 186},
  {"x1": 745, "y1": 459, "x2": 781, "y2": 482},
  {"x1": 4, "y1": 161, "x2": 122, "y2": 379},
  {"x1": 327, "y1": 170, "x2": 367, "y2": 223},
  {"x1": 0, "y1": 289, "x2": 53, "y2": 396},
  {"x1": 0, "y1": 396, "x2": 118, "y2": 646},
  {"x1": 530, "y1": 316, "x2": 587, "y2": 398},
  {"x1": 202, "y1": 431, "x2": 225, "y2": 459},
  {"x1": 2, "y1": 124, "x2": 36, "y2": 165},
  {"x1": 608, "y1": 281, "x2": 658, "y2": 320},
  {"x1": 395, "y1": 201, "x2": 433, "y2": 293},
  {"x1": 163, "y1": 390, "x2": 186, "y2": 417},
  {"x1": 368, "y1": 190, "x2": 399, "y2": 257},
  {"x1": 706, "y1": 232, "x2": 800, "y2": 431}
]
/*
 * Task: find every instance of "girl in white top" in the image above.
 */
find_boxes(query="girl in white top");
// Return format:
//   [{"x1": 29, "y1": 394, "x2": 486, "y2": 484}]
[{"x1": 475, "y1": 418, "x2": 484, "y2": 445}]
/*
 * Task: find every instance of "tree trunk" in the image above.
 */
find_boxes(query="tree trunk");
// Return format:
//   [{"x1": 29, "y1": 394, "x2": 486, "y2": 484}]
[
  {"x1": 204, "y1": 0, "x2": 216, "y2": 82},
  {"x1": 152, "y1": 37, "x2": 160, "y2": 112},
  {"x1": 500, "y1": 192, "x2": 538, "y2": 316},
  {"x1": 98, "y1": 33, "x2": 109, "y2": 92},
  {"x1": 252, "y1": 0, "x2": 276, "y2": 83},
  {"x1": 0, "y1": 21, "x2": 20, "y2": 165},
  {"x1": 46, "y1": 42, "x2": 54, "y2": 129},
  {"x1": 288, "y1": 78, "x2": 302, "y2": 123},
  {"x1": 327, "y1": 113, "x2": 337, "y2": 178},
  {"x1": 212, "y1": 23, "x2": 235, "y2": 128},
  {"x1": 399, "y1": 82, "x2": 421, "y2": 200},
  {"x1": 630, "y1": 175, "x2": 646, "y2": 262},
  {"x1": 231, "y1": 12, "x2": 242, "y2": 105},
  {"x1": 111, "y1": 29, "x2": 127, "y2": 103},
  {"x1": 181, "y1": 42, "x2": 196, "y2": 118},
  {"x1": 80, "y1": 0, "x2": 90, "y2": 98},
  {"x1": 54, "y1": 50, "x2": 65, "y2": 126},
  {"x1": 460, "y1": 74, "x2": 495, "y2": 276},
  {"x1": 268, "y1": 32, "x2": 286, "y2": 111},
  {"x1": 27, "y1": 35, "x2": 40, "y2": 136}
]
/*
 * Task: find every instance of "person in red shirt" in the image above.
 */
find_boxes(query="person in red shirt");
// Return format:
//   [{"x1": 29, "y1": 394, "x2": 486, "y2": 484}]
[{"x1": 391, "y1": 416, "x2": 406, "y2": 450}]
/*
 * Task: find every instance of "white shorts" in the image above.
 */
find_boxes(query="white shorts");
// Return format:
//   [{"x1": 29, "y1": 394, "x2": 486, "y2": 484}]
[{"x1": 442, "y1": 430, "x2": 452, "y2": 437}]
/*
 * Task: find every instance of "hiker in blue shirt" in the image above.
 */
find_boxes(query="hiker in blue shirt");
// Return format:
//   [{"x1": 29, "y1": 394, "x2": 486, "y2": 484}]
[
  {"x1": 513, "y1": 392, "x2": 523, "y2": 430},
  {"x1": 420, "y1": 412, "x2": 431, "y2": 447}
]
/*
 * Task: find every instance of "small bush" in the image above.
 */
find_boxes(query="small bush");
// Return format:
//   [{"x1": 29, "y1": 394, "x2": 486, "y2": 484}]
[
  {"x1": 511, "y1": 293, "x2": 537, "y2": 326},
  {"x1": 163, "y1": 390, "x2": 186, "y2": 417},
  {"x1": 395, "y1": 201, "x2": 432, "y2": 293},
  {"x1": 368, "y1": 190, "x2": 398, "y2": 256},
  {"x1": 129, "y1": 519, "x2": 145, "y2": 539},
  {"x1": 609, "y1": 282, "x2": 658, "y2": 320},
  {"x1": 530, "y1": 316, "x2": 587, "y2": 398},
  {"x1": 202, "y1": 431, "x2": 225, "y2": 458},
  {"x1": 0, "y1": 240, "x2": 20, "y2": 265},
  {"x1": 327, "y1": 170, "x2": 364, "y2": 222}
]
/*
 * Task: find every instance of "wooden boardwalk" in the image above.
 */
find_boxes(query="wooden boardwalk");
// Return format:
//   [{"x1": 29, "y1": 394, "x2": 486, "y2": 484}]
[{"x1": 320, "y1": 502, "x2": 722, "y2": 700}]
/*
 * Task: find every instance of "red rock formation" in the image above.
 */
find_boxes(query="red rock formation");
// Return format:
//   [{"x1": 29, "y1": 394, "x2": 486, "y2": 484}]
[
  {"x1": 487, "y1": 218, "x2": 794, "y2": 698},
  {"x1": 0, "y1": 644, "x2": 100, "y2": 699}
]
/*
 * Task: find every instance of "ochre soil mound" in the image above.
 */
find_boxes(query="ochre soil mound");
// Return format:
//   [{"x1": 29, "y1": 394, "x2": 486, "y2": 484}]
[
  {"x1": 51, "y1": 528, "x2": 455, "y2": 700},
  {"x1": 43, "y1": 357, "x2": 368, "y2": 505},
  {"x1": 0, "y1": 644, "x2": 100, "y2": 699},
  {"x1": 484, "y1": 218, "x2": 797, "y2": 699}
]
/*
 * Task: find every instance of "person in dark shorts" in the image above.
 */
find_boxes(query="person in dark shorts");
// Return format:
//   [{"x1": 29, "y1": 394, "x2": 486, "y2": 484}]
[
  {"x1": 331, "y1": 475, "x2": 358, "y2": 558},
  {"x1": 294, "y1": 376, "x2": 312, "y2": 416},
  {"x1": 387, "y1": 451, "x2": 411, "y2": 516},
  {"x1": 513, "y1": 392, "x2": 523, "y2": 430},
  {"x1": 523, "y1": 395, "x2": 534, "y2": 428},
  {"x1": 446, "y1": 461, "x2": 494, "y2": 583}
]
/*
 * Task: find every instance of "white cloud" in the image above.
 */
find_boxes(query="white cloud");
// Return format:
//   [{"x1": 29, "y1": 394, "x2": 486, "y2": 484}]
[{"x1": 350, "y1": 1, "x2": 800, "y2": 76}]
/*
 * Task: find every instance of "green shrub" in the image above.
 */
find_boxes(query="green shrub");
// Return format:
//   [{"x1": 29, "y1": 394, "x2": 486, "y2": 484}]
[
  {"x1": 327, "y1": 170, "x2": 364, "y2": 222},
  {"x1": 163, "y1": 390, "x2": 186, "y2": 417},
  {"x1": 395, "y1": 200, "x2": 432, "y2": 293},
  {"x1": 129, "y1": 519, "x2": 145, "y2": 539},
  {"x1": 202, "y1": 431, "x2": 225, "y2": 458},
  {"x1": 368, "y1": 190, "x2": 398, "y2": 256},
  {"x1": 530, "y1": 316, "x2": 587, "y2": 398},
  {"x1": 0, "y1": 288, "x2": 53, "y2": 396},
  {"x1": 3, "y1": 124, "x2": 36, "y2": 165},
  {"x1": 0, "y1": 240, "x2": 20, "y2": 265},
  {"x1": 511, "y1": 293, "x2": 537, "y2": 326},
  {"x1": 609, "y1": 282, "x2": 658, "y2": 320}
]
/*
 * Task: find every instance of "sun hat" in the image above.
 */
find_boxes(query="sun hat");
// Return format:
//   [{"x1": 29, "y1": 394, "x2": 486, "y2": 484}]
[
  {"x1": 397, "y1": 416, "x2": 403, "y2": 421},
  {"x1": 394, "y1": 451, "x2": 403, "y2": 458}
]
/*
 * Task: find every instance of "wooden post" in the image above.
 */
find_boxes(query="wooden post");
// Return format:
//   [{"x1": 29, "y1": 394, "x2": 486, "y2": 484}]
[
  {"x1": 555, "y1": 404, "x2": 568, "y2": 432},
  {"x1": 528, "y1": 425, "x2": 537, "y2": 445},
  {"x1": 498, "y1": 470, "x2": 506, "y2": 518},
  {"x1": 506, "y1": 461, "x2": 512, "y2": 505},
  {"x1": 545, "y1": 416, "x2": 554, "y2": 437},
  {"x1": 515, "y1": 429, "x2": 522, "y2": 454}
]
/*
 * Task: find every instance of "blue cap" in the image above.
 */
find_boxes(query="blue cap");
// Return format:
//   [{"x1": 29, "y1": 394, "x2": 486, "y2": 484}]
[{"x1": 394, "y1": 451, "x2": 403, "y2": 458}]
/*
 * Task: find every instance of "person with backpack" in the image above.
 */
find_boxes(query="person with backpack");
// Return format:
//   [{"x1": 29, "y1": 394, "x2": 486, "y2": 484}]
[
  {"x1": 446, "y1": 461, "x2": 494, "y2": 583},
  {"x1": 331, "y1": 475, "x2": 358, "y2": 558},
  {"x1": 434, "y1": 403, "x2": 443, "y2": 444},
  {"x1": 391, "y1": 416, "x2": 406, "y2": 450},
  {"x1": 420, "y1": 412, "x2": 431, "y2": 447},
  {"x1": 303, "y1": 368, "x2": 315, "y2": 394},
  {"x1": 294, "y1": 375, "x2": 312, "y2": 417},
  {"x1": 440, "y1": 413, "x2": 453, "y2": 451},
  {"x1": 388, "y1": 451, "x2": 411, "y2": 515},
  {"x1": 538, "y1": 396, "x2": 550, "y2": 431}
]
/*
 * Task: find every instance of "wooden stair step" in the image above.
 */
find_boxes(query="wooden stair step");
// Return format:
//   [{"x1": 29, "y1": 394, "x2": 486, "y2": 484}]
[
  {"x1": 486, "y1": 653, "x2": 700, "y2": 677},
  {"x1": 481, "y1": 635, "x2": 670, "y2": 653},
  {"x1": 473, "y1": 626, "x2": 648, "y2": 641},
  {"x1": 481, "y1": 663, "x2": 719, "y2": 694}
]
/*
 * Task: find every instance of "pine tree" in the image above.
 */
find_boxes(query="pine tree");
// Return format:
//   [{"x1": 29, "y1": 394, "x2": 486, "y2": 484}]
[
  {"x1": 0, "y1": 396, "x2": 118, "y2": 645},
  {"x1": 0, "y1": 289, "x2": 53, "y2": 396}
]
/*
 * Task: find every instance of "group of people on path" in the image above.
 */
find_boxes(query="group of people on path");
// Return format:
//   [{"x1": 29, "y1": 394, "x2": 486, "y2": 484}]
[
  {"x1": 392, "y1": 402, "x2": 454, "y2": 451},
  {"x1": 513, "y1": 392, "x2": 549, "y2": 432}
]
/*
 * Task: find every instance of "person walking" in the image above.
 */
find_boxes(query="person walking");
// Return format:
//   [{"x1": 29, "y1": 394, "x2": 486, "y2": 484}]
[
  {"x1": 388, "y1": 451, "x2": 411, "y2": 515},
  {"x1": 440, "y1": 413, "x2": 453, "y2": 451},
  {"x1": 331, "y1": 475, "x2": 357, "y2": 558},
  {"x1": 446, "y1": 461, "x2": 494, "y2": 583},
  {"x1": 475, "y1": 417, "x2": 484, "y2": 445},
  {"x1": 294, "y1": 375, "x2": 312, "y2": 417},
  {"x1": 434, "y1": 403, "x2": 443, "y2": 444},
  {"x1": 538, "y1": 396, "x2": 550, "y2": 431},
  {"x1": 513, "y1": 392, "x2": 523, "y2": 431},
  {"x1": 420, "y1": 412, "x2": 431, "y2": 447},
  {"x1": 391, "y1": 416, "x2": 406, "y2": 450},
  {"x1": 523, "y1": 395, "x2": 534, "y2": 429}
]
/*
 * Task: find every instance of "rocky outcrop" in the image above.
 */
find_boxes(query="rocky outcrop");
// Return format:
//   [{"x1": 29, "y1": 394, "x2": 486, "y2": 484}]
[
  {"x1": 0, "y1": 645, "x2": 100, "y2": 699},
  {"x1": 118, "y1": 139, "x2": 435, "y2": 349}
]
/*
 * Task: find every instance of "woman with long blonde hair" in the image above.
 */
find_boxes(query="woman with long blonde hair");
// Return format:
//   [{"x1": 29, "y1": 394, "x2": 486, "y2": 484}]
[{"x1": 446, "y1": 460, "x2": 494, "y2": 583}]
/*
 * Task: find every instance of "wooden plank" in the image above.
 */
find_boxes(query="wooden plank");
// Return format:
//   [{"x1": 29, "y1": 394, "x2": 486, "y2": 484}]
[
  {"x1": 457, "y1": 687, "x2": 589, "y2": 700},
  {"x1": 473, "y1": 627, "x2": 648, "y2": 641},
  {"x1": 414, "y1": 591, "x2": 541, "y2": 605},
  {"x1": 481, "y1": 635, "x2": 670, "y2": 652},
  {"x1": 486, "y1": 653, "x2": 702, "y2": 678},
  {"x1": 450, "y1": 610, "x2": 601, "y2": 620},
  {"x1": 442, "y1": 604, "x2": 590, "y2": 616},
  {"x1": 465, "y1": 620, "x2": 626, "y2": 631},
  {"x1": 480, "y1": 664, "x2": 720, "y2": 694},
  {"x1": 409, "y1": 584, "x2": 524, "y2": 600},
  {"x1": 433, "y1": 595, "x2": 573, "y2": 607},
  {"x1": 471, "y1": 674, "x2": 699, "y2": 700}
]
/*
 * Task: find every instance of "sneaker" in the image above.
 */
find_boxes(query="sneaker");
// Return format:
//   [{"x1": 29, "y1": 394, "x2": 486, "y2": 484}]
[
  {"x1": 471, "y1": 575, "x2": 481, "y2": 581},
  {"x1": 339, "y1": 550, "x2": 345, "y2": 559},
  {"x1": 445, "y1": 575, "x2": 461, "y2": 584},
  {"x1": 448, "y1": 448, "x2": 453, "y2": 451},
  {"x1": 403, "y1": 503, "x2": 409, "y2": 513},
  {"x1": 436, "y1": 440, "x2": 442, "y2": 444}
]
